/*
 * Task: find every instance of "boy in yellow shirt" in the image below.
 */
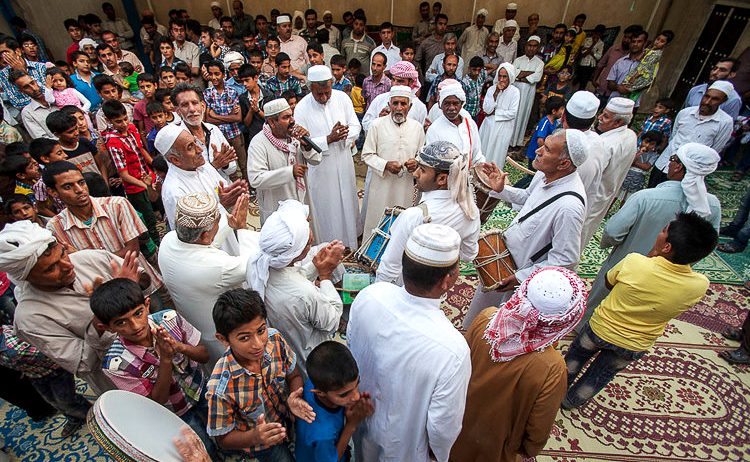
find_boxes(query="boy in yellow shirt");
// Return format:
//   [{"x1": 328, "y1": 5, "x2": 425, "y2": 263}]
[{"x1": 563, "y1": 212, "x2": 718, "y2": 409}]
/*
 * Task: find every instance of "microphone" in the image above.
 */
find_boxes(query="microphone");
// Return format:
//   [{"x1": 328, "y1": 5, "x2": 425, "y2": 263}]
[{"x1": 301, "y1": 135, "x2": 322, "y2": 153}]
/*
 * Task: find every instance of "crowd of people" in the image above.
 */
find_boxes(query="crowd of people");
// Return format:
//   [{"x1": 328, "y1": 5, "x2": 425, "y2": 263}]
[{"x1": 0, "y1": 2, "x2": 747, "y2": 462}]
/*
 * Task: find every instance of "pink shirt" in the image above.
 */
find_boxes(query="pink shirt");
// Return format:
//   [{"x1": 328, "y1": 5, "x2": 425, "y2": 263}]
[
  {"x1": 133, "y1": 99, "x2": 154, "y2": 133},
  {"x1": 596, "y1": 44, "x2": 629, "y2": 96},
  {"x1": 280, "y1": 35, "x2": 310, "y2": 71}
]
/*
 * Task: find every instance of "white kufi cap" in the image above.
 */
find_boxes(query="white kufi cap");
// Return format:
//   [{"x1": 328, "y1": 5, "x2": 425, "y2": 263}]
[
  {"x1": 526, "y1": 270, "x2": 576, "y2": 316},
  {"x1": 154, "y1": 123, "x2": 189, "y2": 156},
  {"x1": 389, "y1": 85, "x2": 413, "y2": 100},
  {"x1": 175, "y1": 193, "x2": 219, "y2": 229},
  {"x1": 708, "y1": 80, "x2": 735, "y2": 99},
  {"x1": 277, "y1": 15, "x2": 291, "y2": 24},
  {"x1": 264, "y1": 98, "x2": 291, "y2": 117},
  {"x1": 606, "y1": 97, "x2": 635, "y2": 115},
  {"x1": 566, "y1": 91, "x2": 599, "y2": 119},
  {"x1": 504, "y1": 20, "x2": 518, "y2": 29},
  {"x1": 307, "y1": 65, "x2": 333, "y2": 82},
  {"x1": 506, "y1": 3, "x2": 518, "y2": 10},
  {"x1": 565, "y1": 129, "x2": 588, "y2": 167},
  {"x1": 405, "y1": 223, "x2": 461, "y2": 267},
  {"x1": 527, "y1": 35, "x2": 541, "y2": 44}
]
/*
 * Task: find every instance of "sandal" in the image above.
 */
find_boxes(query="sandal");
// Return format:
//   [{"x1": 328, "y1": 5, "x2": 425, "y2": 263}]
[
  {"x1": 719, "y1": 348, "x2": 750, "y2": 365},
  {"x1": 717, "y1": 242, "x2": 746, "y2": 253},
  {"x1": 722, "y1": 327, "x2": 743, "y2": 341},
  {"x1": 731, "y1": 171, "x2": 746, "y2": 182}
]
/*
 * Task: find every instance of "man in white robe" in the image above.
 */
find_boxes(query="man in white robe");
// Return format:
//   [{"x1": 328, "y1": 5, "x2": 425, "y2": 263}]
[
  {"x1": 479, "y1": 62, "x2": 520, "y2": 168},
  {"x1": 361, "y1": 87, "x2": 426, "y2": 241},
  {"x1": 510, "y1": 36, "x2": 544, "y2": 147},
  {"x1": 579, "y1": 97, "x2": 638, "y2": 250},
  {"x1": 348, "y1": 223, "x2": 471, "y2": 462},
  {"x1": 248, "y1": 200, "x2": 344, "y2": 375},
  {"x1": 376, "y1": 141, "x2": 480, "y2": 286},
  {"x1": 465, "y1": 129, "x2": 588, "y2": 328},
  {"x1": 362, "y1": 61, "x2": 427, "y2": 130},
  {"x1": 425, "y1": 81, "x2": 485, "y2": 166},
  {"x1": 247, "y1": 98, "x2": 322, "y2": 232},
  {"x1": 156, "y1": 123, "x2": 249, "y2": 256},
  {"x1": 492, "y1": 3, "x2": 521, "y2": 43},
  {"x1": 294, "y1": 65, "x2": 362, "y2": 249},
  {"x1": 563, "y1": 91, "x2": 606, "y2": 211},
  {"x1": 158, "y1": 192, "x2": 258, "y2": 366},
  {"x1": 457, "y1": 9, "x2": 489, "y2": 73}
]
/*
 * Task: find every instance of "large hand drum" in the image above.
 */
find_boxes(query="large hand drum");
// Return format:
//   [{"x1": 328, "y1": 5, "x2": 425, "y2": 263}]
[
  {"x1": 355, "y1": 206, "x2": 405, "y2": 272},
  {"x1": 471, "y1": 163, "x2": 501, "y2": 224},
  {"x1": 88, "y1": 389, "x2": 203, "y2": 462},
  {"x1": 474, "y1": 229, "x2": 517, "y2": 292}
]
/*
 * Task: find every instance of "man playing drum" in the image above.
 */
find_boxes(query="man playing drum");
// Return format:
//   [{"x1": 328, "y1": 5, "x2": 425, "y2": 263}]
[
  {"x1": 464, "y1": 129, "x2": 588, "y2": 329},
  {"x1": 375, "y1": 141, "x2": 481, "y2": 286}
]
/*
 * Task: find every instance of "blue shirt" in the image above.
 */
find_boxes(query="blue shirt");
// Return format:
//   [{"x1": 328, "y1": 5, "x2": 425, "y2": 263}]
[
  {"x1": 684, "y1": 82, "x2": 742, "y2": 119},
  {"x1": 146, "y1": 127, "x2": 158, "y2": 153},
  {"x1": 295, "y1": 379, "x2": 347, "y2": 462},
  {"x1": 225, "y1": 77, "x2": 247, "y2": 96},
  {"x1": 71, "y1": 72, "x2": 103, "y2": 111},
  {"x1": 606, "y1": 54, "x2": 643, "y2": 106},
  {"x1": 527, "y1": 116, "x2": 558, "y2": 159}
]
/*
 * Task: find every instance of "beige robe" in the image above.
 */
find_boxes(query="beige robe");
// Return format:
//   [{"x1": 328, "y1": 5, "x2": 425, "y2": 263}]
[
  {"x1": 360, "y1": 115, "x2": 425, "y2": 241},
  {"x1": 458, "y1": 24, "x2": 489, "y2": 72}
]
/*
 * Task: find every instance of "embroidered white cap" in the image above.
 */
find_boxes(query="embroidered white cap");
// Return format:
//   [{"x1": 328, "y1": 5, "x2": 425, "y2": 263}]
[
  {"x1": 405, "y1": 223, "x2": 461, "y2": 267},
  {"x1": 565, "y1": 129, "x2": 589, "y2": 167},
  {"x1": 307, "y1": 65, "x2": 333, "y2": 82},
  {"x1": 606, "y1": 97, "x2": 635, "y2": 115},
  {"x1": 264, "y1": 98, "x2": 291, "y2": 117}
]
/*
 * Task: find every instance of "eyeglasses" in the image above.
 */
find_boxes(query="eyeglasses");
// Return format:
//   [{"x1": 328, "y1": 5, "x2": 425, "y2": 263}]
[
  {"x1": 22, "y1": 43, "x2": 37, "y2": 48},
  {"x1": 669, "y1": 155, "x2": 681, "y2": 163}
]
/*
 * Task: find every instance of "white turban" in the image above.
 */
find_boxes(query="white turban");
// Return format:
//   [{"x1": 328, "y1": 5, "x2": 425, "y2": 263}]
[
  {"x1": 78, "y1": 38, "x2": 97, "y2": 49},
  {"x1": 477, "y1": 8, "x2": 489, "y2": 18},
  {"x1": 247, "y1": 200, "x2": 311, "y2": 298},
  {"x1": 0, "y1": 221, "x2": 56, "y2": 284},
  {"x1": 493, "y1": 62, "x2": 517, "y2": 86},
  {"x1": 439, "y1": 81, "x2": 466, "y2": 107},
  {"x1": 504, "y1": 20, "x2": 518, "y2": 30},
  {"x1": 708, "y1": 80, "x2": 735, "y2": 100},
  {"x1": 675, "y1": 143, "x2": 720, "y2": 217}
]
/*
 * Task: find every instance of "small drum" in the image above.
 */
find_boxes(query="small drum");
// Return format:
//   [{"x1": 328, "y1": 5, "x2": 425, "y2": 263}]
[
  {"x1": 471, "y1": 163, "x2": 501, "y2": 224},
  {"x1": 354, "y1": 206, "x2": 405, "y2": 272},
  {"x1": 88, "y1": 389, "x2": 202, "y2": 462},
  {"x1": 474, "y1": 229, "x2": 517, "y2": 292}
]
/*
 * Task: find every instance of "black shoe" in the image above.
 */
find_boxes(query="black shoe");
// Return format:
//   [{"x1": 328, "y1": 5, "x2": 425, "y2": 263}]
[
  {"x1": 61, "y1": 418, "x2": 85, "y2": 437},
  {"x1": 720, "y1": 226, "x2": 739, "y2": 238}
]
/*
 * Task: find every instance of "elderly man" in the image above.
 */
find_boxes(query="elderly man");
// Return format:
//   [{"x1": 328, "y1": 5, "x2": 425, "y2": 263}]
[
  {"x1": 294, "y1": 65, "x2": 361, "y2": 249},
  {"x1": 248, "y1": 200, "x2": 344, "y2": 374},
  {"x1": 0, "y1": 220, "x2": 143, "y2": 395},
  {"x1": 464, "y1": 129, "x2": 588, "y2": 328},
  {"x1": 247, "y1": 98, "x2": 321, "y2": 230},
  {"x1": 582, "y1": 143, "x2": 721, "y2": 327},
  {"x1": 349, "y1": 223, "x2": 471, "y2": 462},
  {"x1": 158, "y1": 192, "x2": 255, "y2": 365},
  {"x1": 496, "y1": 20, "x2": 518, "y2": 64},
  {"x1": 685, "y1": 59, "x2": 742, "y2": 119},
  {"x1": 318, "y1": 11, "x2": 341, "y2": 49},
  {"x1": 493, "y1": 2, "x2": 520, "y2": 42},
  {"x1": 564, "y1": 91, "x2": 606, "y2": 210},
  {"x1": 510, "y1": 36, "x2": 544, "y2": 147},
  {"x1": 276, "y1": 14, "x2": 309, "y2": 71},
  {"x1": 11, "y1": 69, "x2": 56, "y2": 138},
  {"x1": 362, "y1": 60, "x2": 428, "y2": 130},
  {"x1": 651, "y1": 81, "x2": 733, "y2": 186},
  {"x1": 425, "y1": 80, "x2": 485, "y2": 165},
  {"x1": 579, "y1": 97, "x2": 638, "y2": 249},
  {"x1": 361, "y1": 86, "x2": 426, "y2": 240},
  {"x1": 208, "y1": 2, "x2": 223, "y2": 30},
  {"x1": 101, "y1": 30, "x2": 143, "y2": 74},
  {"x1": 425, "y1": 33, "x2": 464, "y2": 83},
  {"x1": 101, "y1": 2, "x2": 134, "y2": 51},
  {"x1": 376, "y1": 141, "x2": 480, "y2": 285},
  {"x1": 171, "y1": 83, "x2": 238, "y2": 182},
  {"x1": 458, "y1": 9, "x2": 489, "y2": 72}
]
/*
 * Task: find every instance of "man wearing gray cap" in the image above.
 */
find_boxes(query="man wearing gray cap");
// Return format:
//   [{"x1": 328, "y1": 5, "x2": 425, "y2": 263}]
[{"x1": 465, "y1": 129, "x2": 587, "y2": 328}]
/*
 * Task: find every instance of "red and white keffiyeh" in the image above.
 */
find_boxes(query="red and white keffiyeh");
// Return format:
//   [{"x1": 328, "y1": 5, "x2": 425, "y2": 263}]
[
  {"x1": 390, "y1": 60, "x2": 421, "y2": 93},
  {"x1": 484, "y1": 267, "x2": 587, "y2": 362},
  {"x1": 263, "y1": 123, "x2": 305, "y2": 192}
]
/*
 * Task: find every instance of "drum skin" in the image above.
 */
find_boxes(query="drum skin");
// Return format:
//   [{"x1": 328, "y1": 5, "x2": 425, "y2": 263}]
[
  {"x1": 471, "y1": 163, "x2": 501, "y2": 225},
  {"x1": 474, "y1": 229, "x2": 517, "y2": 292}
]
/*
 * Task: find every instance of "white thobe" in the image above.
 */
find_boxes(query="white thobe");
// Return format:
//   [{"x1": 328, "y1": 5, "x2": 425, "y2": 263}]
[
  {"x1": 158, "y1": 225, "x2": 259, "y2": 366},
  {"x1": 371, "y1": 44, "x2": 401, "y2": 70},
  {"x1": 492, "y1": 19, "x2": 521, "y2": 42},
  {"x1": 579, "y1": 125, "x2": 638, "y2": 250},
  {"x1": 161, "y1": 162, "x2": 241, "y2": 255},
  {"x1": 347, "y1": 283, "x2": 471, "y2": 462},
  {"x1": 575, "y1": 129, "x2": 606, "y2": 212},
  {"x1": 479, "y1": 85, "x2": 520, "y2": 168},
  {"x1": 510, "y1": 55, "x2": 544, "y2": 146},
  {"x1": 362, "y1": 93, "x2": 427, "y2": 131},
  {"x1": 361, "y1": 117, "x2": 425, "y2": 241},
  {"x1": 294, "y1": 90, "x2": 362, "y2": 248},
  {"x1": 465, "y1": 171, "x2": 587, "y2": 328},
  {"x1": 247, "y1": 130, "x2": 322, "y2": 228},
  {"x1": 457, "y1": 25, "x2": 489, "y2": 72},
  {"x1": 425, "y1": 114, "x2": 486, "y2": 166},
  {"x1": 375, "y1": 190, "x2": 480, "y2": 286},
  {"x1": 193, "y1": 122, "x2": 238, "y2": 182},
  {"x1": 265, "y1": 265, "x2": 343, "y2": 376}
]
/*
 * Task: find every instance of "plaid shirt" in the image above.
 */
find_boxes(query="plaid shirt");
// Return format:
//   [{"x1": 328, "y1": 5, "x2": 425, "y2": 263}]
[
  {"x1": 32, "y1": 178, "x2": 66, "y2": 214},
  {"x1": 0, "y1": 60, "x2": 49, "y2": 108},
  {"x1": 204, "y1": 85, "x2": 243, "y2": 140},
  {"x1": 265, "y1": 74, "x2": 305, "y2": 99},
  {"x1": 0, "y1": 325, "x2": 59, "y2": 378},
  {"x1": 333, "y1": 76, "x2": 353, "y2": 96},
  {"x1": 362, "y1": 75, "x2": 392, "y2": 109},
  {"x1": 103, "y1": 123, "x2": 151, "y2": 194},
  {"x1": 206, "y1": 328, "x2": 296, "y2": 454},
  {"x1": 428, "y1": 73, "x2": 454, "y2": 102},
  {"x1": 639, "y1": 115, "x2": 673, "y2": 144},
  {"x1": 0, "y1": 121, "x2": 22, "y2": 144},
  {"x1": 461, "y1": 70, "x2": 488, "y2": 118},
  {"x1": 102, "y1": 310, "x2": 205, "y2": 416}
]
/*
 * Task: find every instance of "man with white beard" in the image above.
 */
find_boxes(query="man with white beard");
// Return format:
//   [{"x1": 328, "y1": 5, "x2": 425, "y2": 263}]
[
  {"x1": 425, "y1": 80, "x2": 485, "y2": 166},
  {"x1": 362, "y1": 61, "x2": 427, "y2": 130}
]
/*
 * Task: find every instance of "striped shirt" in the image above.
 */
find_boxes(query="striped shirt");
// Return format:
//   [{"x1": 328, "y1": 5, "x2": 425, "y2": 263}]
[
  {"x1": 46, "y1": 196, "x2": 163, "y2": 294},
  {"x1": 205, "y1": 328, "x2": 296, "y2": 454}
]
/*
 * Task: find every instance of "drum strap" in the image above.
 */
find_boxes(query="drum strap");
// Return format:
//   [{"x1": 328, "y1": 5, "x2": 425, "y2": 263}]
[
  {"x1": 418, "y1": 202, "x2": 432, "y2": 223},
  {"x1": 517, "y1": 191, "x2": 585, "y2": 262}
]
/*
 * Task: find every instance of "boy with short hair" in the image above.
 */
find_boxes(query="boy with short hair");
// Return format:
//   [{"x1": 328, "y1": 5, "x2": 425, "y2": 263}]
[
  {"x1": 45, "y1": 111, "x2": 105, "y2": 177},
  {"x1": 246, "y1": 49, "x2": 268, "y2": 87},
  {"x1": 204, "y1": 60, "x2": 246, "y2": 177},
  {"x1": 153, "y1": 88, "x2": 181, "y2": 124},
  {"x1": 564, "y1": 212, "x2": 718, "y2": 409},
  {"x1": 174, "y1": 62, "x2": 193, "y2": 85},
  {"x1": 28, "y1": 137, "x2": 68, "y2": 216},
  {"x1": 2, "y1": 155, "x2": 40, "y2": 200},
  {"x1": 145, "y1": 101, "x2": 170, "y2": 155},
  {"x1": 461, "y1": 56, "x2": 488, "y2": 121},
  {"x1": 132, "y1": 73, "x2": 159, "y2": 144},
  {"x1": 639, "y1": 97, "x2": 673, "y2": 151},
  {"x1": 306, "y1": 42, "x2": 325, "y2": 69},
  {"x1": 94, "y1": 74, "x2": 134, "y2": 131},
  {"x1": 514, "y1": 96, "x2": 564, "y2": 188},
  {"x1": 296, "y1": 341, "x2": 375, "y2": 462},
  {"x1": 238, "y1": 64, "x2": 272, "y2": 149},
  {"x1": 206, "y1": 288, "x2": 315, "y2": 462},
  {"x1": 617, "y1": 130, "x2": 663, "y2": 204},
  {"x1": 266, "y1": 52, "x2": 305, "y2": 99},
  {"x1": 331, "y1": 55, "x2": 352, "y2": 95},
  {"x1": 90, "y1": 278, "x2": 213, "y2": 452},
  {"x1": 158, "y1": 66, "x2": 177, "y2": 91},
  {"x1": 4, "y1": 193, "x2": 47, "y2": 226},
  {"x1": 345, "y1": 58, "x2": 361, "y2": 86},
  {"x1": 118, "y1": 61, "x2": 142, "y2": 99},
  {"x1": 281, "y1": 90, "x2": 298, "y2": 112}
]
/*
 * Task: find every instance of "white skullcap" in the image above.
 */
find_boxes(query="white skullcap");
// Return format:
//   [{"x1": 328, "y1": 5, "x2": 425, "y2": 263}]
[
  {"x1": 264, "y1": 98, "x2": 291, "y2": 117},
  {"x1": 566, "y1": 91, "x2": 599, "y2": 119},
  {"x1": 504, "y1": 20, "x2": 518, "y2": 30},
  {"x1": 175, "y1": 193, "x2": 219, "y2": 229},
  {"x1": 78, "y1": 38, "x2": 97, "y2": 48},
  {"x1": 526, "y1": 270, "x2": 575, "y2": 316},
  {"x1": 477, "y1": 8, "x2": 488, "y2": 17},
  {"x1": 606, "y1": 97, "x2": 635, "y2": 115},
  {"x1": 155, "y1": 123, "x2": 189, "y2": 156},
  {"x1": 277, "y1": 15, "x2": 291, "y2": 24},
  {"x1": 507, "y1": 3, "x2": 518, "y2": 9},
  {"x1": 439, "y1": 81, "x2": 466, "y2": 106},
  {"x1": 708, "y1": 80, "x2": 735, "y2": 99},
  {"x1": 323, "y1": 10, "x2": 332, "y2": 16},
  {"x1": 248, "y1": 200, "x2": 311, "y2": 298},
  {"x1": 0, "y1": 220, "x2": 56, "y2": 284},
  {"x1": 405, "y1": 223, "x2": 460, "y2": 267},
  {"x1": 389, "y1": 85, "x2": 413, "y2": 101},
  {"x1": 307, "y1": 65, "x2": 333, "y2": 82},
  {"x1": 223, "y1": 51, "x2": 244, "y2": 67},
  {"x1": 675, "y1": 143, "x2": 720, "y2": 217},
  {"x1": 527, "y1": 35, "x2": 541, "y2": 44},
  {"x1": 210, "y1": 1, "x2": 221, "y2": 8},
  {"x1": 565, "y1": 129, "x2": 588, "y2": 167}
]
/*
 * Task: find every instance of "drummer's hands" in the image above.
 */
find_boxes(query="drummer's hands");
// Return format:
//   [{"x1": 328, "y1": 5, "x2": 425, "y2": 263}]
[
  {"x1": 253, "y1": 414, "x2": 287, "y2": 446},
  {"x1": 288, "y1": 387, "x2": 316, "y2": 423},
  {"x1": 405, "y1": 158, "x2": 418, "y2": 172},
  {"x1": 495, "y1": 274, "x2": 520, "y2": 292},
  {"x1": 174, "y1": 426, "x2": 210, "y2": 462},
  {"x1": 385, "y1": 161, "x2": 402, "y2": 174},
  {"x1": 483, "y1": 162, "x2": 509, "y2": 193}
]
